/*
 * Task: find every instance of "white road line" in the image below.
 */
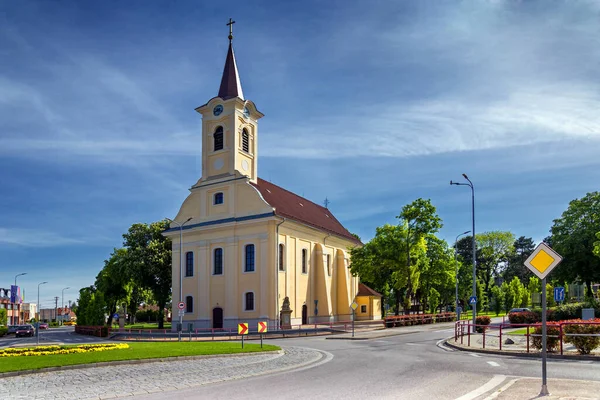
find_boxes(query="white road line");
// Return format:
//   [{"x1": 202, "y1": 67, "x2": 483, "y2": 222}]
[
  {"x1": 455, "y1": 375, "x2": 507, "y2": 400},
  {"x1": 469, "y1": 353, "x2": 482, "y2": 357},
  {"x1": 482, "y1": 378, "x2": 520, "y2": 400},
  {"x1": 405, "y1": 343, "x2": 422, "y2": 346},
  {"x1": 487, "y1": 361, "x2": 500, "y2": 367},
  {"x1": 435, "y1": 329, "x2": 454, "y2": 333}
]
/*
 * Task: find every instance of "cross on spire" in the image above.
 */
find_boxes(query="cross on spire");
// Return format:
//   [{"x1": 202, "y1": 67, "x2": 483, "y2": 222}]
[
  {"x1": 324, "y1": 197, "x2": 330, "y2": 209},
  {"x1": 227, "y1": 18, "x2": 235, "y2": 42}
]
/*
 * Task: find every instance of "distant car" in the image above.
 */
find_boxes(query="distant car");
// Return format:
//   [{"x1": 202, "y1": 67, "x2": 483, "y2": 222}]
[
  {"x1": 15, "y1": 325, "x2": 34, "y2": 337},
  {"x1": 509, "y1": 308, "x2": 531, "y2": 313},
  {"x1": 38, "y1": 323, "x2": 49, "y2": 330},
  {"x1": 7, "y1": 326, "x2": 18, "y2": 334},
  {"x1": 63, "y1": 321, "x2": 76, "y2": 326}
]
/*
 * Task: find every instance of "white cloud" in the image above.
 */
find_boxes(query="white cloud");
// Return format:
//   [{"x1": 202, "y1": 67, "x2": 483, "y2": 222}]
[{"x1": 0, "y1": 228, "x2": 86, "y2": 248}]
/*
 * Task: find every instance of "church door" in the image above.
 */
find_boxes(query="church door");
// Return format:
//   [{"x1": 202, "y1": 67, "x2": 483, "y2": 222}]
[
  {"x1": 213, "y1": 307, "x2": 223, "y2": 329},
  {"x1": 302, "y1": 304, "x2": 308, "y2": 325}
]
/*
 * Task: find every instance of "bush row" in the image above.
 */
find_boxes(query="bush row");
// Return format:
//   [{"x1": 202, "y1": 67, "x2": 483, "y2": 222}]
[
  {"x1": 528, "y1": 319, "x2": 600, "y2": 355},
  {"x1": 508, "y1": 302, "x2": 600, "y2": 324}
]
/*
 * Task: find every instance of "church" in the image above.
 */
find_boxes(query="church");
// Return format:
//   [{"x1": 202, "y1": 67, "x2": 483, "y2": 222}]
[{"x1": 163, "y1": 21, "x2": 381, "y2": 330}]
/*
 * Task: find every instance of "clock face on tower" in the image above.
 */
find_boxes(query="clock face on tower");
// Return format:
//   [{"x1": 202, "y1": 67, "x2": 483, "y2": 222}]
[
  {"x1": 243, "y1": 106, "x2": 250, "y2": 118},
  {"x1": 213, "y1": 104, "x2": 224, "y2": 116}
]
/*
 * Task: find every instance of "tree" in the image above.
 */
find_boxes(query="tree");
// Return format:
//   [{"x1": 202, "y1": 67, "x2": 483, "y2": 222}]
[
  {"x1": 594, "y1": 231, "x2": 600, "y2": 259},
  {"x1": 75, "y1": 286, "x2": 106, "y2": 326},
  {"x1": 95, "y1": 248, "x2": 132, "y2": 327},
  {"x1": 503, "y1": 236, "x2": 536, "y2": 284},
  {"x1": 490, "y1": 285, "x2": 504, "y2": 316},
  {"x1": 421, "y1": 235, "x2": 456, "y2": 312},
  {"x1": 397, "y1": 198, "x2": 442, "y2": 314},
  {"x1": 476, "y1": 231, "x2": 515, "y2": 302},
  {"x1": 122, "y1": 220, "x2": 172, "y2": 329},
  {"x1": 550, "y1": 192, "x2": 600, "y2": 297},
  {"x1": 0, "y1": 308, "x2": 7, "y2": 325}
]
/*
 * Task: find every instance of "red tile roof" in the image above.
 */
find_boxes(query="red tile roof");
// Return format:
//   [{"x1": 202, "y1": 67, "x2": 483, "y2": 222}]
[
  {"x1": 358, "y1": 283, "x2": 382, "y2": 297},
  {"x1": 251, "y1": 178, "x2": 361, "y2": 245}
]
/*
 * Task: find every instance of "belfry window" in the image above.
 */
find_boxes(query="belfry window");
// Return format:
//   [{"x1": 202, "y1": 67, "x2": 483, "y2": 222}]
[
  {"x1": 214, "y1": 126, "x2": 223, "y2": 151},
  {"x1": 214, "y1": 192, "x2": 224, "y2": 205},
  {"x1": 242, "y1": 129, "x2": 249, "y2": 153}
]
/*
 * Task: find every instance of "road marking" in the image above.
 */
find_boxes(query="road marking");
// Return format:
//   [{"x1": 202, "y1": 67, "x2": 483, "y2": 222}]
[
  {"x1": 487, "y1": 361, "x2": 500, "y2": 367},
  {"x1": 435, "y1": 329, "x2": 454, "y2": 333},
  {"x1": 405, "y1": 343, "x2": 422, "y2": 346},
  {"x1": 455, "y1": 375, "x2": 507, "y2": 400},
  {"x1": 482, "y1": 378, "x2": 520, "y2": 400},
  {"x1": 373, "y1": 340, "x2": 392, "y2": 344},
  {"x1": 436, "y1": 338, "x2": 456, "y2": 351},
  {"x1": 469, "y1": 353, "x2": 482, "y2": 357}
]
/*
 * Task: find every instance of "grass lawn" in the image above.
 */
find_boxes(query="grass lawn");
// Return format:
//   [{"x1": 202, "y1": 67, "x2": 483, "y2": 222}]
[
  {"x1": 119, "y1": 323, "x2": 172, "y2": 329},
  {"x1": 506, "y1": 327, "x2": 534, "y2": 335},
  {"x1": 0, "y1": 342, "x2": 280, "y2": 373},
  {"x1": 459, "y1": 311, "x2": 506, "y2": 320}
]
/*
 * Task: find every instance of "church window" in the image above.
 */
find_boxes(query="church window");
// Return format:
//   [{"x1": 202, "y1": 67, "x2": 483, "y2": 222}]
[
  {"x1": 245, "y1": 244, "x2": 255, "y2": 272},
  {"x1": 213, "y1": 248, "x2": 223, "y2": 275},
  {"x1": 302, "y1": 249, "x2": 307, "y2": 274},
  {"x1": 214, "y1": 192, "x2": 224, "y2": 205},
  {"x1": 214, "y1": 126, "x2": 224, "y2": 151},
  {"x1": 185, "y1": 251, "x2": 194, "y2": 277},
  {"x1": 186, "y1": 296, "x2": 194, "y2": 313},
  {"x1": 244, "y1": 292, "x2": 255, "y2": 311},
  {"x1": 327, "y1": 254, "x2": 331, "y2": 276},
  {"x1": 278, "y1": 244, "x2": 285, "y2": 271},
  {"x1": 242, "y1": 129, "x2": 249, "y2": 153}
]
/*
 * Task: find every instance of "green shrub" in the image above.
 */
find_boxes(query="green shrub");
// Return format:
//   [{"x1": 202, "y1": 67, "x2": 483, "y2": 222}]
[
  {"x1": 563, "y1": 319, "x2": 600, "y2": 355},
  {"x1": 531, "y1": 324, "x2": 560, "y2": 352},
  {"x1": 0, "y1": 327, "x2": 7, "y2": 337},
  {"x1": 509, "y1": 311, "x2": 539, "y2": 324},
  {"x1": 475, "y1": 315, "x2": 491, "y2": 333},
  {"x1": 553, "y1": 303, "x2": 585, "y2": 321}
]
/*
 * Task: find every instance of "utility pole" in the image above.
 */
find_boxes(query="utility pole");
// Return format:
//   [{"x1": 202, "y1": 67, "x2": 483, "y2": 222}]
[{"x1": 54, "y1": 296, "x2": 59, "y2": 322}]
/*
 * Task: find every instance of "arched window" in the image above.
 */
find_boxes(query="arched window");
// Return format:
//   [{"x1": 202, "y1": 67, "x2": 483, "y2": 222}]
[
  {"x1": 244, "y1": 292, "x2": 255, "y2": 311},
  {"x1": 245, "y1": 244, "x2": 255, "y2": 272},
  {"x1": 186, "y1": 296, "x2": 193, "y2": 313},
  {"x1": 185, "y1": 251, "x2": 194, "y2": 277},
  {"x1": 278, "y1": 244, "x2": 285, "y2": 271},
  {"x1": 214, "y1": 192, "x2": 224, "y2": 205},
  {"x1": 242, "y1": 129, "x2": 249, "y2": 153},
  {"x1": 214, "y1": 126, "x2": 223, "y2": 151},
  {"x1": 302, "y1": 249, "x2": 307, "y2": 274},
  {"x1": 327, "y1": 254, "x2": 331, "y2": 276},
  {"x1": 213, "y1": 248, "x2": 223, "y2": 275}
]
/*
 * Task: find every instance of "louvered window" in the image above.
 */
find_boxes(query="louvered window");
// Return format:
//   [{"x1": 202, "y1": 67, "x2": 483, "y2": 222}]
[
  {"x1": 242, "y1": 129, "x2": 249, "y2": 153},
  {"x1": 214, "y1": 126, "x2": 223, "y2": 151}
]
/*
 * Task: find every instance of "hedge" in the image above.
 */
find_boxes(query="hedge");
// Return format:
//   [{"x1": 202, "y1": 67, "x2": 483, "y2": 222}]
[
  {"x1": 531, "y1": 324, "x2": 561, "y2": 352},
  {"x1": 563, "y1": 319, "x2": 600, "y2": 355},
  {"x1": 475, "y1": 316, "x2": 491, "y2": 333}
]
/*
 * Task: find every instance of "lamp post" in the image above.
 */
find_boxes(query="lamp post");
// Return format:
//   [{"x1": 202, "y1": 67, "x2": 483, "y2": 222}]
[
  {"x1": 37, "y1": 281, "x2": 48, "y2": 345},
  {"x1": 166, "y1": 216, "x2": 193, "y2": 342},
  {"x1": 451, "y1": 173, "x2": 477, "y2": 332},
  {"x1": 454, "y1": 230, "x2": 471, "y2": 320},
  {"x1": 13, "y1": 273, "x2": 27, "y2": 325},
  {"x1": 61, "y1": 287, "x2": 70, "y2": 325}
]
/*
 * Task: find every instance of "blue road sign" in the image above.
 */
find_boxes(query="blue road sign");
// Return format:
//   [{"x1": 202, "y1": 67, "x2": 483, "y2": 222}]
[
  {"x1": 113, "y1": 313, "x2": 119, "y2": 319},
  {"x1": 469, "y1": 296, "x2": 477, "y2": 305},
  {"x1": 554, "y1": 287, "x2": 565, "y2": 303}
]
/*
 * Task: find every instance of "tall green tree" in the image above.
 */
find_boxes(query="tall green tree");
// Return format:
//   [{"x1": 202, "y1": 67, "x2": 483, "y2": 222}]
[
  {"x1": 123, "y1": 220, "x2": 172, "y2": 329},
  {"x1": 397, "y1": 198, "x2": 442, "y2": 313},
  {"x1": 95, "y1": 248, "x2": 132, "y2": 327},
  {"x1": 421, "y1": 235, "x2": 456, "y2": 312},
  {"x1": 75, "y1": 286, "x2": 106, "y2": 326},
  {"x1": 0, "y1": 308, "x2": 7, "y2": 325},
  {"x1": 476, "y1": 231, "x2": 515, "y2": 302},
  {"x1": 550, "y1": 192, "x2": 600, "y2": 297},
  {"x1": 503, "y1": 236, "x2": 536, "y2": 284}
]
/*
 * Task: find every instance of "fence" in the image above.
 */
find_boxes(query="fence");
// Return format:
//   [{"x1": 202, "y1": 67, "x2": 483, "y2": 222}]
[{"x1": 454, "y1": 320, "x2": 600, "y2": 355}]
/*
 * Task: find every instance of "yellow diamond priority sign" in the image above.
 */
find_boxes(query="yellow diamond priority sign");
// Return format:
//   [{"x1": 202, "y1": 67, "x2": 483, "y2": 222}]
[
  {"x1": 351, "y1": 301, "x2": 359, "y2": 311},
  {"x1": 524, "y1": 242, "x2": 563, "y2": 279}
]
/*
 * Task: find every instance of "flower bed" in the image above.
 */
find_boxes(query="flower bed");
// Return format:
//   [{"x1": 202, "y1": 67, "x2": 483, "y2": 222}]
[{"x1": 0, "y1": 343, "x2": 129, "y2": 357}]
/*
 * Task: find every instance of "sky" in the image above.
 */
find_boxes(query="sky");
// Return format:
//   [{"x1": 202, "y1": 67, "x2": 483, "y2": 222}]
[{"x1": 1, "y1": 0, "x2": 599, "y2": 309}]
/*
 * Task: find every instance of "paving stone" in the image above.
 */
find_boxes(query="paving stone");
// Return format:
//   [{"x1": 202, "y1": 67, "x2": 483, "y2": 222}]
[{"x1": 2, "y1": 347, "x2": 322, "y2": 399}]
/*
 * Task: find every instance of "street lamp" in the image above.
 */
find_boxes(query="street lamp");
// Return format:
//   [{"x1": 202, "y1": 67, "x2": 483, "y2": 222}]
[
  {"x1": 166, "y1": 216, "x2": 193, "y2": 342},
  {"x1": 454, "y1": 230, "x2": 471, "y2": 320},
  {"x1": 451, "y1": 173, "x2": 477, "y2": 331},
  {"x1": 14, "y1": 273, "x2": 27, "y2": 325},
  {"x1": 37, "y1": 281, "x2": 48, "y2": 345},
  {"x1": 61, "y1": 287, "x2": 70, "y2": 325}
]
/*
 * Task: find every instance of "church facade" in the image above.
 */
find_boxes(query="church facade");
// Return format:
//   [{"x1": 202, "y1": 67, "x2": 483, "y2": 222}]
[{"x1": 163, "y1": 25, "x2": 368, "y2": 330}]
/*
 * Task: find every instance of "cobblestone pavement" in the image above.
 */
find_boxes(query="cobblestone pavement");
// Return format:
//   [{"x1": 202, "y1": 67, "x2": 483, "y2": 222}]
[{"x1": 0, "y1": 346, "x2": 327, "y2": 400}]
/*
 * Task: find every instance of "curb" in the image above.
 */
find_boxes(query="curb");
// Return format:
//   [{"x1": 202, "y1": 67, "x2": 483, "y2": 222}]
[
  {"x1": 444, "y1": 339, "x2": 600, "y2": 361},
  {"x1": 0, "y1": 349, "x2": 283, "y2": 379},
  {"x1": 326, "y1": 330, "x2": 423, "y2": 340}
]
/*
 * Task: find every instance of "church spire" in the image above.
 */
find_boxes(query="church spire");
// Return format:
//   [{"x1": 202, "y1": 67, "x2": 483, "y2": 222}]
[{"x1": 218, "y1": 18, "x2": 244, "y2": 101}]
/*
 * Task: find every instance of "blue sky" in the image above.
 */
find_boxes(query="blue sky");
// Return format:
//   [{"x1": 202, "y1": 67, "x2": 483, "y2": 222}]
[{"x1": 1, "y1": 1, "x2": 599, "y2": 308}]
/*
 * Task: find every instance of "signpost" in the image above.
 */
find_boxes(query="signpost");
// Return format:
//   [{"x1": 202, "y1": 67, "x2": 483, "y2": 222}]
[
  {"x1": 554, "y1": 287, "x2": 565, "y2": 304},
  {"x1": 238, "y1": 323, "x2": 248, "y2": 348},
  {"x1": 524, "y1": 242, "x2": 563, "y2": 397},
  {"x1": 350, "y1": 301, "x2": 359, "y2": 338},
  {"x1": 258, "y1": 321, "x2": 267, "y2": 348}
]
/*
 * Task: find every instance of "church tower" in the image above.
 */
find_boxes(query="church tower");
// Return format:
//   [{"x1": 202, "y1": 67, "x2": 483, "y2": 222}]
[{"x1": 194, "y1": 18, "x2": 263, "y2": 185}]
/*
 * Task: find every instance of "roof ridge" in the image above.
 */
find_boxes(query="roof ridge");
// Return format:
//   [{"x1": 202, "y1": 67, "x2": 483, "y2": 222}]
[{"x1": 257, "y1": 177, "x2": 330, "y2": 213}]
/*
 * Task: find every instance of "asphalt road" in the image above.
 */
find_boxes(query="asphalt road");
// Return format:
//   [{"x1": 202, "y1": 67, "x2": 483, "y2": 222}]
[
  {"x1": 0, "y1": 326, "x2": 105, "y2": 347},
  {"x1": 139, "y1": 327, "x2": 600, "y2": 400}
]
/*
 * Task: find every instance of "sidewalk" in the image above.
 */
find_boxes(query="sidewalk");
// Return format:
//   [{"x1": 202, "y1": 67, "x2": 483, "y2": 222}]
[{"x1": 489, "y1": 377, "x2": 600, "y2": 399}]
